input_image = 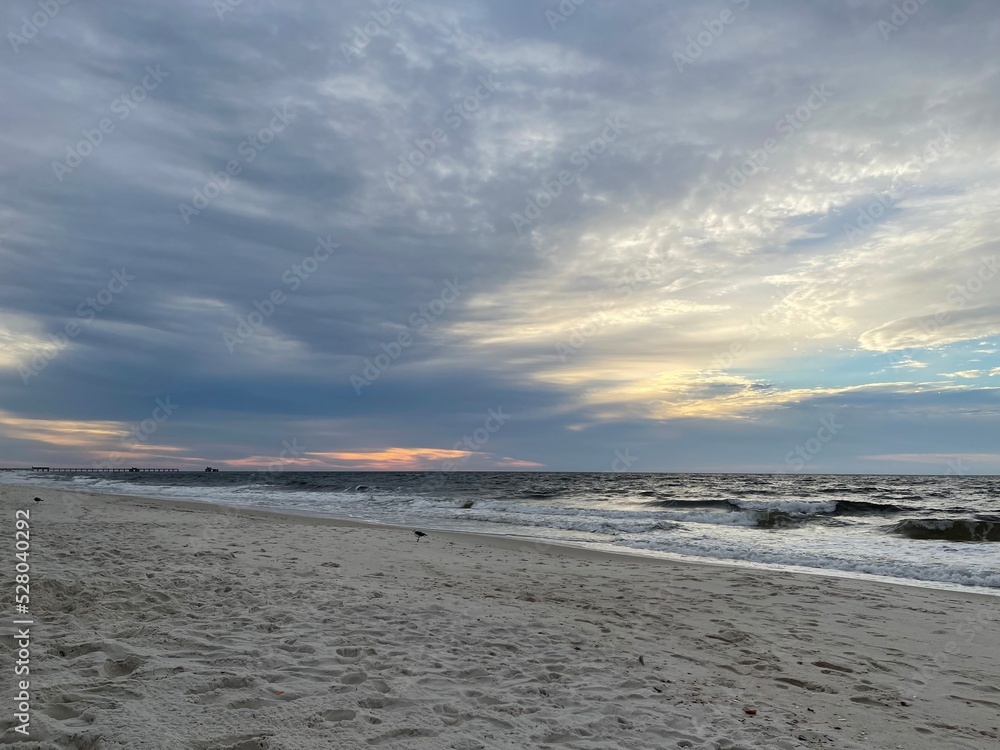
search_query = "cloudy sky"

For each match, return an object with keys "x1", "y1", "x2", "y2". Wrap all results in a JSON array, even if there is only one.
[{"x1": 2, "y1": 0, "x2": 999, "y2": 473}]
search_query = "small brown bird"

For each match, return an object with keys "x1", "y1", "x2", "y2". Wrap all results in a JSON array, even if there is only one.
[{"x1": 413, "y1": 530, "x2": 427, "y2": 542}]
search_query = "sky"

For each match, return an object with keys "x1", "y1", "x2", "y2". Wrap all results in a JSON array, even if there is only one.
[{"x1": 1, "y1": 0, "x2": 999, "y2": 474}]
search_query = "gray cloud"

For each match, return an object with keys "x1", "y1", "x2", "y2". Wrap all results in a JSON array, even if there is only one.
[{"x1": 1, "y1": 0, "x2": 999, "y2": 470}]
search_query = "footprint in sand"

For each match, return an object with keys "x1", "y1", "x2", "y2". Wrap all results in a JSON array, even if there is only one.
[
  {"x1": 357, "y1": 695, "x2": 395, "y2": 710},
  {"x1": 41, "y1": 703, "x2": 96, "y2": 727},
  {"x1": 187, "y1": 675, "x2": 256, "y2": 694},
  {"x1": 366, "y1": 727, "x2": 439, "y2": 745},
  {"x1": 197, "y1": 734, "x2": 272, "y2": 750},
  {"x1": 227, "y1": 697, "x2": 274, "y2": 710},
  {"x1": 103, "y1": 654, "x2": 145, "y2": 678},
  {"x1": 432, "y1": 703, "x2": 463, "y2": 725},
  {"x1": 850, "y1": 695, "x2": 893, "y2": 707},
  {"x1": 947, "y1": 694, "x2": 1000, "y2": 708},
  {"x1": 812, "y1": 660, "x2": 855, "y2": 674},
  {"x1": 320, "y1": 709, "x2": 356, "y2": 722},
  {"x1": 774, "y1": 676, "x2": 836, "y2": 693}
]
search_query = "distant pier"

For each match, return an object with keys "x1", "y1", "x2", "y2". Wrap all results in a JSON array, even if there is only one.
[{"x1": 0, "y1": 467, "x2": 181, "y2": 473}]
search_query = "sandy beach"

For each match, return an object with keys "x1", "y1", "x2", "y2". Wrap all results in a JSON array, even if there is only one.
[{"x1": 2, "y1": 484, "x2": 998, "y2": 750}]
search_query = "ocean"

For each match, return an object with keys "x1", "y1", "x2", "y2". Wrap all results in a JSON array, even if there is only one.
[{"x1": 4, "y1": 471, "x2": 998, "y2": 592}]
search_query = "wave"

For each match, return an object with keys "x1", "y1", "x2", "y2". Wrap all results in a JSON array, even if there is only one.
[
  {"x1": 652, "y1": 499, "x2": 733, "y2": 509},
  {"x1": 661, "y1": 498, "x2": 914, "y2": 518},
  {"x1": 647, "y1": 499, "x2": 912, "y2": 531},
  {"x1": 890, "y1": 518, "x2": 1000, "y2": 543},
  {"x1": 736, "y1": 498, "x2": 916, "y2": 517},
  {"x1": 731, "y1": 499, "x2": 837, "y2": 516},
  {"x1": 752, "y1": 510, "x2": 803, "y2": 529},
  {"x1": 624, "y1": 538, "x2": 1000, "y2": 589},
  {"x1": 454, "y1": 508, "x2": 681, "y2": 536},
  {"x1": 650, "y1": 507, "x2": 796, "y2": 529},
  {"x1": 832, "y1": 500, "x2": 915, "y2": 515}
]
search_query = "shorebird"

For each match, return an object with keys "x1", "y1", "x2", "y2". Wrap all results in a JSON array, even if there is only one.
[
  {"x1": 413, "y1": 530, "x2": 427, "y2": 542},
  {"x1": 33, "y1": 496, "x2": 42, "y2": 502}
]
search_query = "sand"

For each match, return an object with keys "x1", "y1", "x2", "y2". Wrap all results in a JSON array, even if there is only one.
[{"x1": 1, "y1": 484, "x2": 998, "y2": 750}]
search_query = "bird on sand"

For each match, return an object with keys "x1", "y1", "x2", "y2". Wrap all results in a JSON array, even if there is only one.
[
  {"x1": 413, "y1": 530, "x2": 427, "y2": 542},
  {"x1": 33, "y1": 496, "x2": 43, "y2": 502}
]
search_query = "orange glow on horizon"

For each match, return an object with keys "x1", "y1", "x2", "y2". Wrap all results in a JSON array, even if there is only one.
[{"x1": 308, "y1": 447, "x2": 473, "y2": 470}]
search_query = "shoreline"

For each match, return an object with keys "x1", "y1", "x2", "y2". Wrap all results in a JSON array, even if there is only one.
[
  {"x1": 2, "y1": 484, "x2": 999, "y2": 749},
  {"x1": 21, "y1": 480, "x2": 1000, "y2": 599},
  {"x1": 5, "y1": 468, "x2": 999, "y2": 475}
]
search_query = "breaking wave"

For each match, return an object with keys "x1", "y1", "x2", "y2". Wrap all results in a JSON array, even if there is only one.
[{"x1": 890, "y1": 518, "x2": 1000, "y2": 543}]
